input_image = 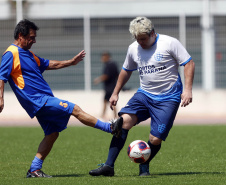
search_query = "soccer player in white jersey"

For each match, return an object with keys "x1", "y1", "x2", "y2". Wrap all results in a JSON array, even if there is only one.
[{"x1": 89, "y1": 17, "x2": 195, "y2": 176}]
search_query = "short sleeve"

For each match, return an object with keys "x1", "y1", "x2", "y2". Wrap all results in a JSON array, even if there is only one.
[
  {"x1": 122, "y1": 46, "x2": 138, "y2": 71},
  {"x1": 36, "y1": 55, "x2": 49, "y2": 74},
  {"x1": 169, "y1": 38, "x2": 192, "y2": 66},
  {"x1": 0, "y1": 51, "x2": 13, "y2": 83}
]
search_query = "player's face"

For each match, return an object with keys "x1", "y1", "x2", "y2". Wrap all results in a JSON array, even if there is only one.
[
  {"x1": 101, "y1": 54, "x2": 110, "y2": 63},
  {"x1": 19, "y1": 29, "x2": 37, "y2": 50},
  {"x1": 136, "y1": 32, "x2": 155, "y2": 49}
]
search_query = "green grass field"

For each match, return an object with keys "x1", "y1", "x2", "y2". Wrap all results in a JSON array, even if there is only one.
[{"x1": 0, "y1": 125, "x2": 225, "y2": 185}]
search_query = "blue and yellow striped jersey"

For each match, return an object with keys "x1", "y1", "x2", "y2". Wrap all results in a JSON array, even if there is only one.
[{"x1": 0, "y1": 44, "x2": 53, "y2": 118}]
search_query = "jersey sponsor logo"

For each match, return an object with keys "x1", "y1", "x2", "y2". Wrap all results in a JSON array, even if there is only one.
[
  {"x1": 138, "y1": 65, "x2": 166, "y2": 75},
  {"x1": 59, "y1": 102, "x2": 68, "y2": 108},
  {"x1": 154, "y1": 52, "x2": 163, "y2": 61}
]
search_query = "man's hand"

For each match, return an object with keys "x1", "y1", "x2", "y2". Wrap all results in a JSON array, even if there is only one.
[
  {"x1": 109, "y1": 94, "x2": 119, "y2": 110},
  {"x1": 181, "y1": 90, "x2": 192, "y2": 107},
  {"x1": 71, "y1": 50, "x2": 86, "y2": 65}
]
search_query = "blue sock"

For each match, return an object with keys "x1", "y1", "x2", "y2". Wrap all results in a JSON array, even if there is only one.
[
  {"x1": 94, "y1": 119, "x2": 111, "y2": 133},
  {"x1": 105, "y1": 128, "x2": 129, "y2": 167},
  {"x1": 30, "y1": 156, "x2": 43, "y2": 172}
]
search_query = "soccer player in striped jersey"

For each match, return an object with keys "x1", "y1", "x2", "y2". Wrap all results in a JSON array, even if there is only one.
[{"x1": 0, "y1": 19, "x2": 122, "y2": 178}]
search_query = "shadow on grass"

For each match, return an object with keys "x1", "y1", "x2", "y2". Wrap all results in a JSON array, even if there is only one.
[
  {"x1": 156, "y1": 172, "x2": 224, "y2": 176},
  {"x1": 53, "y1": 172, "x2": 225, "y2": 178},
  {"x1": 138, "y1": 171, "x2": 225, "y2": 178},
  {"x1": 53, "y1": 174, "x2": 85, "y2": 178}
]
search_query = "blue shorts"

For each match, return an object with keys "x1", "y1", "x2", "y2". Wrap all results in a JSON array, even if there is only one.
[
  {"x1": 35, "y1": 97, "x2": 75, "y2": 135},
  {"x1": 119, "y1": 92, "x2": 180, "y2": 141}
]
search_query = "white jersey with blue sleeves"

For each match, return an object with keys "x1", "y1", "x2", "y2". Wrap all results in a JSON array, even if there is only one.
[{"x1": 122, "y1": 34, "x2": 192, "y2": 102}]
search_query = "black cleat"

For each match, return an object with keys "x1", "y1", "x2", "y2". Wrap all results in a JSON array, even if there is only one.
[
  {"x1": 89, "y1": 163, "x2": 114, "y2": 176},
  {"x1": 139, "y1": 163, "x2": 150, "y2": 176},
  {"x1": 26, "y1": 169, "x2": 52, "y2": 178},
  {"x1": 110, "y1": 117, "x2": 123, "y2": 138}
]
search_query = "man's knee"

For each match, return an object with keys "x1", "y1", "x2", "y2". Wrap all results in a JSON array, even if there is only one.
[
  {"x1": 52, "y1": 132, "x2": 59, "y2": 138},
  {"x1": 149, "y1": 134, "x2": 162, "y2": 145},
  {"x1": 121, "y1": 114, "x2": 137, "y2": 130},
  {"x1": 47, "y1": 132, "x2": 59, "y2": 142}
]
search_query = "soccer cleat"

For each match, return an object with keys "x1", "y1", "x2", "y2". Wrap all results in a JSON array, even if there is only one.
[
  {"x1": 139, "y1": 163, "x2": 150, "y2": 176},
  {"x1": 110, "y1": 117, "x2": 123, "y2": 138},
  {"x1": 26, "y1": 169, "x2": 52, "y2": 178},
  {"x1": 89, "y1": 163, "x2": 114, "y2": 176}
]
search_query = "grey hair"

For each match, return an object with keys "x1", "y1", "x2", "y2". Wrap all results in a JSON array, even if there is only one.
[{"x1": 129, "y1": 17, "x2": 154, "y2": 38}]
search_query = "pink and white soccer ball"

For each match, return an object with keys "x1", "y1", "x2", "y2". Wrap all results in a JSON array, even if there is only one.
[{"x1": 127, "y1": 140, "x2": 151, "y2": 163}]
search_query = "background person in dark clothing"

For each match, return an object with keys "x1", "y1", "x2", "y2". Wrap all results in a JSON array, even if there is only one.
[{"x1": 94, "y1": 51, "x2": 119, "y2": 119}]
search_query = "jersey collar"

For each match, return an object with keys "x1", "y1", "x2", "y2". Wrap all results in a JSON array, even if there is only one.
[{"x1": 152, "y1": 33, "x2": 159, "y2": 47}]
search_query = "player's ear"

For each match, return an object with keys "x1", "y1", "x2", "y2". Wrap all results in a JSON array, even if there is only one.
[
  {"x1": 148, "y1": 29, "x2": 155, "y2": 37},
  {"x1": 18, "y1": 33, "x2": 24, "y2": 40}
]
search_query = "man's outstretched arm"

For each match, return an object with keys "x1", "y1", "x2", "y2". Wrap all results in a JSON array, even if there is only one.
[{"x1": 47, "y1": 50, "x2": 86, "y2": 70}]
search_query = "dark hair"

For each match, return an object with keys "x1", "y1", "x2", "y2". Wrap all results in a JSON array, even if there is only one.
[
  {"x1": 101, "y1": 51, "x2": 111, "y2": 57},
  {"x1": 14, "y1": 19, "x2": 39, "y2": 39}
]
